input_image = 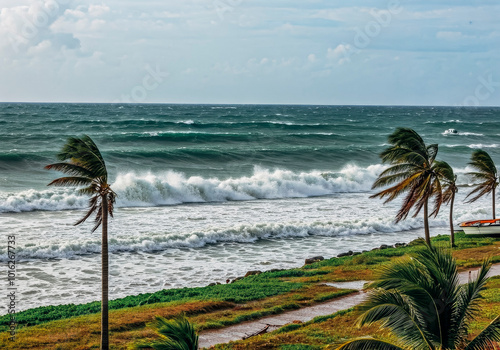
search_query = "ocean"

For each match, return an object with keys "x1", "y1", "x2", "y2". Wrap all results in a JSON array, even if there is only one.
[{"x1": 1, "y1": 103, "x2": 499, "y2": 313}]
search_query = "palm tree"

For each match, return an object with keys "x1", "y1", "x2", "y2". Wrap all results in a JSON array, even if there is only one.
[
  {"x1": 434, "y1": 161, "x2": 459, "y2": 247},
  {"x1": 371, "y1": 128, "x2": 443, "y2": 245},
  {"x1": 335, "y1": 245, "x2": 500, "y2": 350},
  {"x1": 466, "y1": 149, "x2": 498, "y2": 219},
  {"x1": 135, "y1": 315, "x2": 199, "y2": 350},
  {"x1": 45, "y1": 135, "x2": 116, "y2": 350}
]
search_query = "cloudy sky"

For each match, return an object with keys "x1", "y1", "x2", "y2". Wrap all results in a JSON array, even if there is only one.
[{"x1": 0, "y1": 0, "x2": 499, "y2": 105}]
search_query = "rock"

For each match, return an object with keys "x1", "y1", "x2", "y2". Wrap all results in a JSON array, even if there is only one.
[
  {"x1": 371, "y1": 247, "x2": 380, "y2": 251},
  {"x1": 208, "y1": 282, "x2": 217, "y2": 287},
  {"x1": 244, "y1": 270, "x2": 262, "y2": 277},
  {"x1": 305, "y1": 256, "x2": 324, "y2": 265},
  {"x1": 379, "y1": 244, "x2": 391, "y2": 250},
  {"x1": 231, "y1": 277, "x2": 244, "y2": 283},
  {"x1": 394, "y1": 242, "x2": 407, "y2": 248},
  {"x1": 362, "y1": 250, "x2": 368, "y2": 253},
  {"x1": 268, "y1": 268, "x2": 284, "y2": 273},
  {"x1": 352, "y1": 252, "x2": 361, "y2": 256},
  {"x1": 337, "y1": 251, "x2": 353, "y2": 258}
]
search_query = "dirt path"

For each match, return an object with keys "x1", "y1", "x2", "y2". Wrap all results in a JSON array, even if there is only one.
[{"x1": 199, "y1": 264, "x2": 500, "y2": 349}]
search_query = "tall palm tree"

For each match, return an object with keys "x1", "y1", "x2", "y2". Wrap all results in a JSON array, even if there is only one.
[
  {"x1": 135, "y1": 315, "x2": 199, "y2": 350},
  {"x1": 466, "y1": 149, "x2": 498, "y2": 219},
  {"x1": 45, "y1": 135, "x2": 116, "y2": 350},
  {"x1": 335, "y1": 245, "x2": 500, "y2": 350},
  {"x1": 434, "y1": 161, "x2": 459, "y2": 247},
  {"x1": 371, "y1": 128, "x2": 443, "y2": 245}
]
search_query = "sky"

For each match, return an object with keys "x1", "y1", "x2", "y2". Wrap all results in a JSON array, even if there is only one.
[{"x1": 0, "y1": 0, "x2": 499, "y2": 106}]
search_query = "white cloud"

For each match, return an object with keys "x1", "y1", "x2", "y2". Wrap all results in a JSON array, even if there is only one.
[
  {"x1": 0, "y1": 1, "x2": 88, "y2": 58},
  {"x1": 88, "y1": 4, "x2": 110, "y2": 17},
  {"x1": 327, "y1": 45, "x2": 352, "y2": 65},
  {"x1": 0, "y1": 1, "x2": 499, "y2": 105}
]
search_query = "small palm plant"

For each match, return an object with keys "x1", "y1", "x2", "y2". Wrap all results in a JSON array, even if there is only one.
[
  {"x1": 371, "y1": 128, "x2": 443, "y2": 245},
  {"x1": 135, "y1": 315, "x2": 199, "y2": 350},
  {"x1": 434, "y1": 160, "x2": 459, "y2": 247},
  {"x1": 466, "y1": 149, "x2": 498, "y2": 219},
  {"x1": 334, "y1": 245, "x2": 500, "y2": 350},
  {"x1": 45, "y1": 135, "x2": 116, "y2": 350}
]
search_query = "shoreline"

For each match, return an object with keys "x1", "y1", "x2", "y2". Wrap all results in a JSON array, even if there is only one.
[
  {"x1": 6, "y1": 225, "x2": 443, "y2": 313},
  {"x1": 1, "y1": 233, "x2": 499, "y2": 348},
  {"x1": 2, "y1": 232, "x2": 498, "y2": 322}
]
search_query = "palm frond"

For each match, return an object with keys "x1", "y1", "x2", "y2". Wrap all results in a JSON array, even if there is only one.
[
  {"x1": 468, "y1": 149, "x2": 497, "y2": 175},
  {"x1": 371, "y1": 173, "x2": 421, "y2": 201},
  {"x1": 46, "y1": 135, "x2": 115, "y2": 230},
  {"x1": 372, "y1": 128, "x2": 444, "y2": 229},
  {"x1": 465, "y1": 315, "x2": 500, "y2": 350},
  {"x1": 56, "y1": 135, "x2": 108, "y2": 181},
  {"x1": 47, "y1": 177, "x2": 93, "y2": 187},
  {"x1": 465, "y1": 150, "x2": 498, "y2": 205},
  {"x1": 135, "y1": 316, "x2": 198, "y2": 350},
  {"x1": 356, "y1": 289, "x2": 435, "y2": 349},
  {"x1": 449, "y1": 258, "x2": 492, "y2": 346},
  {"x1": 465, "y1": 182, "x2": 496, "y2": 203},
  {"x1": 347, "y1": 245, "x2": 498, "y2": 350},
  {"x1": 74, "y1": 195, "x2": 100, "y2": 227},
  {"x1": 44, "y1": 162, "x2": 95, "y2": 178},
  {"x1": 335, "y1": 338, "x2": 407, "y2": 350}
]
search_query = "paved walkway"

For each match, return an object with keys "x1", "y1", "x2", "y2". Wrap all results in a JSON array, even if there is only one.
[{"x1": 199, "y1": 264, "x2": 500, "y2": 348}]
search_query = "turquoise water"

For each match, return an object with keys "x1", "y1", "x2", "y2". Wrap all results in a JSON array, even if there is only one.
[
  {"x1": 1, "y1": 103, "x2": 499, "y2": 311},
  {"x1": 1, "y1": 103, "x2": 498, "y2": 195}
]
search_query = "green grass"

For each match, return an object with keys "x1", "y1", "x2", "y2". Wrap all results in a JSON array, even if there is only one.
[
  {"x1": 0, "y1": 276, "x2": 303, "y2": 331},
  {"x1": 279, "y1": 345, "x2": 321, "y2": 350}
]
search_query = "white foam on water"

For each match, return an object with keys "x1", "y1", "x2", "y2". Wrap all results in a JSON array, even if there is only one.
[
  {"x1": 5, "y1": 215, "x2": 439, "y2": 262},
  {"x1": 0, "y1": 165, "x2": 386, "y2": 213}
]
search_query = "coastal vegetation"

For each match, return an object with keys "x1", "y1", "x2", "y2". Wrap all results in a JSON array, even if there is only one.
[
  {"x1": 45, "y1": 135, "x2": 117, "y2": 350},
  {"x1": 466, "y1": 149, "x2": 499, "y2": 219},
  {"x1": 371, "y1": 128, "x2": 498, "y2": 247},
  {"x1": 336, "y1": 245, "x2": 500, "y2": 350},
  {"x1": 370, "y1": 128, "x2": 444, "y2": 245},
  {"x1": 1, "y1": 234, "x2": 499, "y2": 349},
  {"x1": 135, "y1": 315, "x2": 199, "y2": 350}
]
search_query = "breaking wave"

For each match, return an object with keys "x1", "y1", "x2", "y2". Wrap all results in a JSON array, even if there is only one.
[
  {"x1": 4, "y1": 215, "x2": 442, "y2": 261},
  {"x1": 0, "y1": 165, "x2": 386, "y2": 213}
]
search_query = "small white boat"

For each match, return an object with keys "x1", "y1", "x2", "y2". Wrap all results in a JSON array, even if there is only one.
[
  {"x1": 459, "y1": 219, "x2": 500, "y2": 235},
  {"x1": 444, "y1": 128, "x2": 458, "y2": 135}
]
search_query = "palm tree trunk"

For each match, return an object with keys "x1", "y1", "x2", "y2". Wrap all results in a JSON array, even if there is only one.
[
  {"x1": 101, "y1": 196, "x2": 109, "y2": 350},
  {"x1": 493, "y1": 185, "x2": 496, "y2": 219},
  {"x1": 424, "y1": 199, "x2": 431, "y2": 246},
  {"x1": 449, "y1": 193, "x2": 455, "y2": 247}
]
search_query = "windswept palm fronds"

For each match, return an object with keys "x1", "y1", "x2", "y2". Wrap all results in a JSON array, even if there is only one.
[
  {"x1": 466, "y1": 149, "x2": 498, "y2": 219},
  {"x1": 371, "y1": 128, "x2": 443, "y2": 245}
]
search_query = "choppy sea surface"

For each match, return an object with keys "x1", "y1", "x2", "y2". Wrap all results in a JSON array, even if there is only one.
[{"x1": 1, "y1": 103, "x2": 499, "y2": 313}]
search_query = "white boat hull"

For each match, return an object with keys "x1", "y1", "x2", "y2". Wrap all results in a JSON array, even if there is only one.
[{"x1": 462, "y1": 225, "x2": 500, "y2": 235}]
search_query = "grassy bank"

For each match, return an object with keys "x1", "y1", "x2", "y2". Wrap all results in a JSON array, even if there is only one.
[{"x1": 1, "y1": 233, "x2": 499, "y2": 349}]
